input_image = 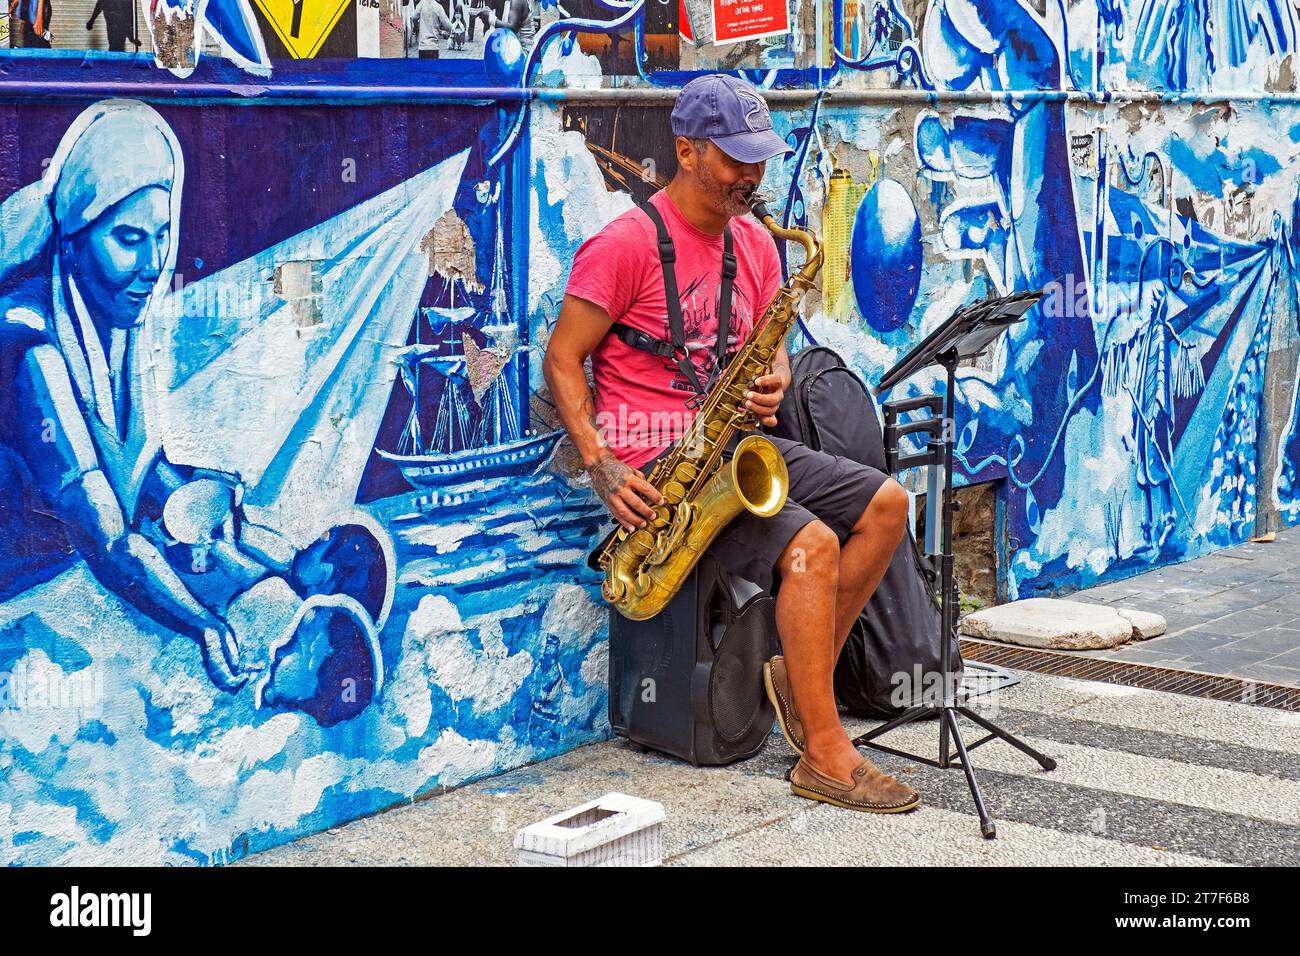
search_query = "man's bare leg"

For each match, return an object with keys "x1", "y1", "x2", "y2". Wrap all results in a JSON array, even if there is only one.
[
  {"x1": 831, "y1": 479, "x2": 911, "y2": 659},
  {"x1": 774, "y1": 520, "x2": 863, "y2": 782}
]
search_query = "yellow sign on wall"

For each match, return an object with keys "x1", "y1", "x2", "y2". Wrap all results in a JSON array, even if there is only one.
[{"x1": 254, "y1": 0, "x2": 352, "y2": 59}]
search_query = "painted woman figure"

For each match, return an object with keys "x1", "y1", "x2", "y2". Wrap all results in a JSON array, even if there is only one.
[
  {"x1": 0, "y1": 101, "x2": 387, "y2": 724},
  {"x1": 0, "y1": 101, "x2": 252, "y2": 691}
]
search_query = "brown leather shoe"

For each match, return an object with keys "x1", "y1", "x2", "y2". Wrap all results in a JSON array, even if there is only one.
[
  {"x1": 763, "y1": 655, "x2": 805, "y2": 754},
  {"x1": 790, "y1": 756, "x2": 921, "y2": 813}
]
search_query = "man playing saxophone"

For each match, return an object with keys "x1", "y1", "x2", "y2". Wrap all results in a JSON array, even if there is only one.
[{"x1": 543, "y1": 75, "x2": 919, "y2": 813}]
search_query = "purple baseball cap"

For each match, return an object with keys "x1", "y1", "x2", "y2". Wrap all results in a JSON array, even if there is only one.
[{"x1": 671, "y1": 74, "x2": 793, "y2": 164}]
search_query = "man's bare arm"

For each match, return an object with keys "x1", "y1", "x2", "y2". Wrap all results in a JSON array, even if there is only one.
[
  {"x1": 543, "y1": 294, "x2": 663, "y2": 531},
  {"x1": 543, "y1": 294, "x2": 616, "y2": 468}
]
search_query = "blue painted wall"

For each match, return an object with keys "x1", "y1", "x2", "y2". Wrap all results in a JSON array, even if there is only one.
[{"x1": 1, "y1": 0, "x2": 1297, "y2": 862}]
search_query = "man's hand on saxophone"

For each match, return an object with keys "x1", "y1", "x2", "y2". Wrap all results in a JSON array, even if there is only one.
[
  {"x1": 588, "y1": 449, "x2": 665, "y2": 532},
  {"x1": 741, "y1": 354, "x2": 791, "y2": 428}
]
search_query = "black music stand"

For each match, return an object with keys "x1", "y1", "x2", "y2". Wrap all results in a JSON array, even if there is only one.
[{"x1": 858, "y1": 290, "x2": 1056, "y2": 839}]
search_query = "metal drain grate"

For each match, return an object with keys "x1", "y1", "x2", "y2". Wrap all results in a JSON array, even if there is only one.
[{"x1": 959, "y1": 638, "x2": 1300, "y2": 712}]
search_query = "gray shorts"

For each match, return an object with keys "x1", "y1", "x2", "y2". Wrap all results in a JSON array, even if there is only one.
[{"x1": 639, "y1": 434, "x2": 891, "y2": 594}]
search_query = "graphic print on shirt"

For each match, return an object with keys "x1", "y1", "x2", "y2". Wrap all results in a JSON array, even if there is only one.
[{"x1": 662, "y1": 271, "x2": 757, "y2": 397}]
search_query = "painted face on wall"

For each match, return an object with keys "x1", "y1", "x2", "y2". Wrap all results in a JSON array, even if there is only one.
[
  {"x1": 66, "y1": 185, "x2": 172, "y2": 330},
  {"x1": 693, "y1": 141, "x2": 765, "y2": 217}
]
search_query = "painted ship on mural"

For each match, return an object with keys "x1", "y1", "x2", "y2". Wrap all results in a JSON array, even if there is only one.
[{"x1": 377, "y1": 287, "x2": 562, "y2": 500}]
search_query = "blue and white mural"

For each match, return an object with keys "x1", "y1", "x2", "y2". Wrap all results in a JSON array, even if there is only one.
[
  {"x1": 805, "y1": 0, "x2": 1300, "y2": 596},
  {"x1": 0, "y1": 96, "x2": 612, "y2": 863},
  {"x1": 3, "y1": 1, "x2": 1300, "y2": 863}
]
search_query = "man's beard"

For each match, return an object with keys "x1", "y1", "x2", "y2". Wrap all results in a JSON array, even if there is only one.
[{"x1": 697, "y1": 162, "x2": 755, "y2": 217}]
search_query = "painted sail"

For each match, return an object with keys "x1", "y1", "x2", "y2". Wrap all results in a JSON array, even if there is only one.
[{"x1": 155, "y1": 149, "x2": 472, "y2": 546}]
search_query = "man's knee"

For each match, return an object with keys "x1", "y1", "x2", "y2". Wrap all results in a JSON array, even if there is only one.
[
  {"x1": 854, "y1": 478, "x2": 910, "y2": 542},
  {"x1": 776, "y1": 520, "x2": 839, "y2": 578}
]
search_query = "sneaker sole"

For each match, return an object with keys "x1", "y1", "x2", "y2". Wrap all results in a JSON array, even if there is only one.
[
  {"x1": 763, "y1": 661, "x2": 804, "y2": 756},
  {"x1": 789, "y1": 782, "x2": 921, "y2": 813}
]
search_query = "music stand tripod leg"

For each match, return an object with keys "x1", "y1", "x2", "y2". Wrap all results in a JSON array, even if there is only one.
[
  {"x1": 956, "y1": 705, "x2": 1058, "y2": 771},
  {"x1": 853, "y1": 705, "x2": 931, "y2": 746},
  {"x1": 944, "y1": 706, "x2": 997, "y2": 839}
]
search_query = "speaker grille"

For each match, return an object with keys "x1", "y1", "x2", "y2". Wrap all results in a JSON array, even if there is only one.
[{"x1": 709, "y1": 613, "x2": 769, "y2": 743}]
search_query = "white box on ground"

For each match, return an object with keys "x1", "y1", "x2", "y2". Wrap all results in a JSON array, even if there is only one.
[{"x1": 514, "y1": 792, "x2": 666, "y2": 867}]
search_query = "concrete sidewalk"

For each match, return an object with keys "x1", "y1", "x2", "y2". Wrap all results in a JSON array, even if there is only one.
[{"x1": 243, "y1": 669, "x2": 1300, "y2": 867}]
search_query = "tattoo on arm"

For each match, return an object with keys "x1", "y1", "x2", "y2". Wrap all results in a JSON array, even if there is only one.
[{"x1": 589, "y1": 453, "x2": 632, "y2": 502}]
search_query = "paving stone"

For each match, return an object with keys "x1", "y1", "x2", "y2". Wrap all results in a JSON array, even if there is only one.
[
  {"x1": 1174, "y1": 594, "x2": 1262, "y2": 617},
  {"x1": 1224, "y1": 605, "x2": 1300, "y2": 622},
  {"x1": 1184, "y1": 560, "x2": 1277, "y2": 580},
  {"x1": 1063, "y1": 591, "x2": 1110, "y2": 605},
  {"x1": 1133, "y1": 634, "x2": 1240, "y2": 660},
  {"x1": 1265, "y1": 592, "x2": 1300, "y2": 614},
  {"x1": 1162, "y1": 614, "x2": 1232, "y2": 637},
  {"x1": 1189, "y1": 648, "x2": 1267, "y2": 671},
  {"x1": 1219, "y1": 629, "x2": 1300, "y2": 656},
  {"x1": 1182, "y1": 617, "x2": 1279, "y2": 640},
  {"x1": 1235, "y1": 581, "x2": 1298, "y2": 603},
  {"x1": 1262, "y1": 647, "x2": 1300, "y2": 669},
  {"x1": 1102, "y1": 647, "x2": 1189, "y2": 667},
  {"x1": 1195, "y1": 647, "x2": 1300, "y2": 677},
  {"x1": 1090, "y1": 644, "x2": 1172, "y2": 660},
  {"x1": 1232, "y1": 662, "x2": 1300, "y2": 686},
  {"x1": 1140, "y1": 586, "x2": 1230, "y2": 606},
  {"x1": 1078, "y1": 581, "x2": 1147, "y2": 598}
]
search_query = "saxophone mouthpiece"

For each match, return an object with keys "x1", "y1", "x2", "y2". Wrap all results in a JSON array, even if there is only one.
[{"x1": 749, "y1": 191, "x2": 775, "y2": 223}]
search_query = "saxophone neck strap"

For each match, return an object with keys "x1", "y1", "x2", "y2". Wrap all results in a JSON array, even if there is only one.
[{"x1": 609, "y1": 200, "x2": 734, "y2": 400}]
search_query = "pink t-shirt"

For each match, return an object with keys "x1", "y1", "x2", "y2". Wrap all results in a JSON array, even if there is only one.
[{"x1": 565, "y1": 189, "x2": 782, "y2": 469}]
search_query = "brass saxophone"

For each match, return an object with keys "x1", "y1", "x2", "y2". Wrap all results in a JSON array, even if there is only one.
[{"x1": 598, "y1": 196, "x2": 825, "y2": 621}]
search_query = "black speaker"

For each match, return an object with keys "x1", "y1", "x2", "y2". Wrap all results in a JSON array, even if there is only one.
[{"x1": 608, "y1": 554, "x2": 777, "y2": 766}]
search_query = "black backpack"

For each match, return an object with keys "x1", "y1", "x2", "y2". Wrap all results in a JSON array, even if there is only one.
[{"x1": 765, "y1": 346, "x2": 960, "y2": 718}]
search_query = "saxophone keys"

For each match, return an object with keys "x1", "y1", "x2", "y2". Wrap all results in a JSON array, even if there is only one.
[
  {"x1": 602, "y1": 576, "x2": 626, "y2": 603},
  {"x1": 633, "y1": 569, "x2": 654, "y2": 598},
  {"x1": 645, "y1": 503, "x2": 690, "y2": 566},
  {"x1": 668, "y1": 500, "x2": 694, "y2": 541},
  {"x1": 628, "y1": 528, "x2": 656, "y2": 554}
]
